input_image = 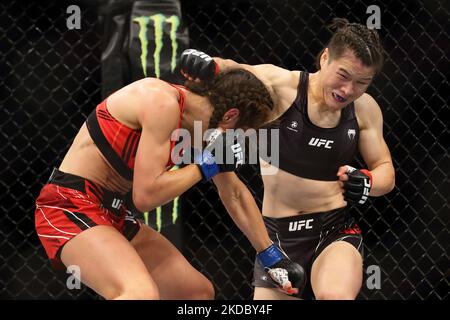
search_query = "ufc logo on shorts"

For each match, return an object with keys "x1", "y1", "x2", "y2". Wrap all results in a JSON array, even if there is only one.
[
  {"x1": 308, "y1": 137, "x2": 334, "y2": 149},
  {"x1": 289, "y1": 219, "x2": 313, "y2": 231},
  {"x1": 231, "y1": 143, "x2": 244, "y2": 166},
  {"x1": 111, "y1": 198, "x2": 123, "y2": 209}
]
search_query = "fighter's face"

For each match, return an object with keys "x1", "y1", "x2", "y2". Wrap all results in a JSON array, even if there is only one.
[{"x1": 320, "y1": 48, "x2": 375, "y2": 110}]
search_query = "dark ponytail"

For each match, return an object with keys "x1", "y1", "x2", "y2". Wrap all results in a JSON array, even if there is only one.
[{"x1": 315, "y1": 18, "x2": 384, "y2": 74}]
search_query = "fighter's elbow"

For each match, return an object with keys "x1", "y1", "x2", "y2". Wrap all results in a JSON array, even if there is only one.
[
  {"x1": 377, "y1": 171, "x2": 395, "y2": 196},
  {"x1": 133, "y1": 189, "x2": 156, "y2": 213},
  {"x1": 387, "y1": 173, "x2": 396, "y2": 193}
]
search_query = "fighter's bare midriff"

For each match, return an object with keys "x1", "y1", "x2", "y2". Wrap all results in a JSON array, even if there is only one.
[
  {"x1": 59, "y1": 123, "x2": 132, "y2": 194},
  {"x1": 260, "y1": 161, "x2": 345, "y2": 218}
]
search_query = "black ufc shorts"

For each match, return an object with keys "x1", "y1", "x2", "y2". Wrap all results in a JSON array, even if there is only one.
[{"x1": 253, "y1": 207, "x2": 363, "y2": 299}]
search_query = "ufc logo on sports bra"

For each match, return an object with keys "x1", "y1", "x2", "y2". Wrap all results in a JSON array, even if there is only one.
[
  {"x1": 308, "y1": 137, "x2": 334, "y2": 149},
  {"x1": 289, "y1": 219, "x2": 313, "y2": 231}
]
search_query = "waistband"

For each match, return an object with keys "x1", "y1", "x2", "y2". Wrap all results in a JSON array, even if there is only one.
[
  {"x1": 263, "y1": 208, "x2": 353, "y2": 237},
  {"x1": 47, "y1": 168, "x2": 131, "y2": 212}
]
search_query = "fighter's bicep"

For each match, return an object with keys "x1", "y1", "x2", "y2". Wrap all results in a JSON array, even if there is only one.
[
  {"x1": 134, "y1": 127, "x2": 170, "y2": 183},
  {"x1": 133, "y1": 97, "x2": 179, "y2": 189},
  {"x1": 359, "y1": 127, "x2": 392, "y2": 170},
  {"x1": 356, "y1": 94, "x2": 392, "y2": 169}
]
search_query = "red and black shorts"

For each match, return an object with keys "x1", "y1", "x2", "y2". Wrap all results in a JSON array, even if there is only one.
[
  {"x1": 35, "y1": 168, "x2": 142, "y2": 269},
  {"x1": 252, "y1": 208, "x2": 363, "y2": 300}
]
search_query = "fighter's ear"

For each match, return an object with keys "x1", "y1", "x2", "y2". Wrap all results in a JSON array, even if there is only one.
[
  {"x1": 320, "y1": 48, "x2": 330, "y2": 68},
  {"x1": 218, "y1": 108, "x2": 240, "y2": 129}
]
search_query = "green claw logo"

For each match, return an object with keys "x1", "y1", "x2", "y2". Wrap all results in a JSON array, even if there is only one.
[{"x1": 133, "y1": 14, "x2": 180, "y2": 78}]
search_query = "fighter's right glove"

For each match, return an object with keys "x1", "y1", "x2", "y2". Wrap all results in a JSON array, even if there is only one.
[
  {"x1": 179, "y1": 49, "x2": 219, "y2": 81},
  {"x1": 194, "y1": 129, "x2": 244, "y2": 181},
  {"x1": 341, "y1": 165, "x2": 373, "y2": 205},
  {"x1": 257, "y1": 243, "x2": 306, "y2": 295}
]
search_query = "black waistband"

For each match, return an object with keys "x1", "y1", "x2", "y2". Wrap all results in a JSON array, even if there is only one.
[
  {"x1": 47, "y1": 167, "x2": 87, "y2": 193},
  {"x1": 47, "y1": 168, "x2": 131, "y2": 212}
]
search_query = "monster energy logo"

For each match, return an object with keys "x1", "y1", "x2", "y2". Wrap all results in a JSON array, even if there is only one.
[
  {"x1": 143, "y1": 165, "x2": 180, "y2": 231},
  {"x1": 133, "y1": 14, "x2": 180, "y2": 78}
]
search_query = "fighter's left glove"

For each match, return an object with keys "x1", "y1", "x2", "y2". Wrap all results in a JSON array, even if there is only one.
[
  {"x1": 342, "y1": 165, "x2": 373, "y2": 205},
  {"x1": 257, "y1": 243, "x2": 306, "y2": 295}
]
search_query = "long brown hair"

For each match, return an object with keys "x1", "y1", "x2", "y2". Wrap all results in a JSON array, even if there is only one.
[
  {"x1": 316, "y1": 18, "x2": 384, "y2": 74},
  {"x1": 185, "y1": 68, "x2": 274, "y2": 129}
]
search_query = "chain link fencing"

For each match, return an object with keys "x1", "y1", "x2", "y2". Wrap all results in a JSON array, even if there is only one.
[{"x1": 0, "y1": 0, "x2": 448, "y2": 299}]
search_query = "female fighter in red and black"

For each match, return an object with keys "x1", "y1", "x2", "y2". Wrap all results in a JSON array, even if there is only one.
[{"x1": 34, "y1": 68, "x2": 305, "y2": 299}]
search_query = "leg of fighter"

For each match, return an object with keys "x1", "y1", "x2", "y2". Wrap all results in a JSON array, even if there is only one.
[
  {"x1": 311, "y1": 241, "x2": 363, "y2": 300},
  {"x1": 60, "y1": 225, "x2": 160, "y2": 300},
  {"x1": 253, "y1": 287, "x2": 300, "y2": 300},
  {"x1": 131, "y1": 224, "x2": 215, "y2": 300}
]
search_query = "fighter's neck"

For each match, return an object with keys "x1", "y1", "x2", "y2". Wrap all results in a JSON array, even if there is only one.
[{"x1": 180, "y1": 89, "x2": 213, "y2": 138}]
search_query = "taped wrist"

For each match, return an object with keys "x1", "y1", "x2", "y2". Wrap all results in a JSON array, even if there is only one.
[
  {"x1": 257, "y1": 243, "x2": 284, "y2": 268},
  {"x1": 195, "y1": 149, "x2": 219, "y2": 181}
]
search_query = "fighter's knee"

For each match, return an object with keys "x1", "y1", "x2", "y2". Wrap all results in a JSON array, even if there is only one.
[
  {"x1": 111, "y1": 288, "x2": 160, "y2": 300},
  {"x1": 190, "y1": 279, "x2": 215, "y2": 300},
  {"x1": 106, "y1": 281, "x2": 160, "y2": 300},
  {"x1": 315, "y1": 289, "x2": 356, "y2": 300}
]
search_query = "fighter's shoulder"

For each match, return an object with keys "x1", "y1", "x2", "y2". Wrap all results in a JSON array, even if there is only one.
[
  {"x1": 134, "y1": 78, "x2": 178, "y2": 100},
  {"x1": 129, "y1": 78, "x2": 181, "y2": 127},
  {"x1": 252, "y1": 64, "x2": 299, "y2": 87},
  {"x1": 354, "y1": 93, "x2": 383, "y2": 129}
]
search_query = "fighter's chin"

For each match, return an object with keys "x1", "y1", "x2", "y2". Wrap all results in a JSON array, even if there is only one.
[
  {"x1": 327, "y1": 92, "x2": 351, "y2": 109},
  {"x1": 324, "y1": 96, "x2": 343, "y2": 110}
]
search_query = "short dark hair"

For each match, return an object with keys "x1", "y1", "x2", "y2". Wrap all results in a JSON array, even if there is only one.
[
  {"x1": 185, "y1": 68, "x2": 274, "y2": 129},
  {"x1": 316, "y1": 18, "x2": 384, "y2": 74}
]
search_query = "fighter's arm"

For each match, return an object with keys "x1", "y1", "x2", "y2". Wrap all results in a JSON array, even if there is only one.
[
  {"x1": 214, "y1": 57, "x2": 297, "y2": 102},
  {"x1": 212, "y1": 172, "x2": 271, "y2": 252},
  {"x1": 214, "y1": 57, "x2": 292, "y2": 84},
  {"x1": 132, "y1": 88, "x2": 202, "y2": 212},
  {"x1": 178, "y1": 49, "x2": 296, "y2": 108},
  {"x1": 354, "y1": 94, "x2": 395, "y2": 196},
  {"x1": 179, "y1": 50, "x2": 285, "y2": 83},
  {"x1": 212, "y1": 172, "x2": 306, "y2": 295}
]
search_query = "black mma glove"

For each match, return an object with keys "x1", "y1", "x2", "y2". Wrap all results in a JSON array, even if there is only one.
[
  {"x1": 179, "y1": 49, "x2": 218, "y2": 81},
  {"x1": 257, "y1": 243, "x2": 306, "y2": 295},
  {"x1": 194, "y1": 129, "x2": 244, "y2": 181},
  {"x1": 343, "y1": 166, "x2": 373, "y2": 205}
]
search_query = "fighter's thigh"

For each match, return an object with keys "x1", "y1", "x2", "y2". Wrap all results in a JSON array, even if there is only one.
[
  {"x1": 61, "y1": 225, "x2": 158, "y2": 299},
  {"x1": 310, "y1": 241, "x2": 363, "y2": 300},
  {"x1": 131, "y1": 224, "x2": 214, "y2": 299},
  {"x1": 253, "y1": 287, "x2": 300, "y2": 300}
]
